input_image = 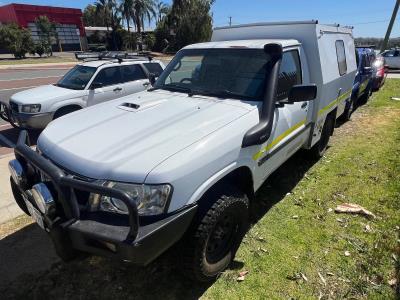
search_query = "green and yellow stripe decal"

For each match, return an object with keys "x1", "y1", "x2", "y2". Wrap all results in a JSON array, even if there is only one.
[
  {"x1": 253, "y1": 118, "x2": 306, "y2": 161},
  {"x1": 317, "y1": 89, "x2": 351, "y2": 117},
  {"x1": 253, "y1": 89, "x2": 352, "y2": 162}
]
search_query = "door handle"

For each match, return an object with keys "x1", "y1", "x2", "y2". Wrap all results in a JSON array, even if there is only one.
[
  {"x1": 301, "y1": 102, "x2": 308, "y2": 109},
  {"x1": 113, "y1": 87, "x2": 122, "y2": 92},
  {"x1": 143, "y1": 82, "x2": 150, "y2": 87}
]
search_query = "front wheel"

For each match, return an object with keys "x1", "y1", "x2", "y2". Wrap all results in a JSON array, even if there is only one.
[{"x1": 182, "y1": 185, "x2": 249, "y2": 282}]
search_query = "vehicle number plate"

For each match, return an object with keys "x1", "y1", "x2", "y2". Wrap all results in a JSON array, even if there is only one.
[{"x1": 25, "y1": 200, "x2": 45, "y2": 230}]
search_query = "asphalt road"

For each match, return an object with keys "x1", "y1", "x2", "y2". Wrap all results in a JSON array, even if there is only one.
[{"x1": 0, "y1": 66, "x2": 69, "y2": 156}]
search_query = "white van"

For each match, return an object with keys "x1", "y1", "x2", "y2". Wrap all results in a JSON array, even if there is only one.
[{"x1": 9, "y1": 21, "x2": 357, "y2": 281}]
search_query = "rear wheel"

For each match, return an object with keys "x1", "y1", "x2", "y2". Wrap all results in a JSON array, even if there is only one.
[
  {"x1": 342, "y1": 98, "x2": 355, "y2": 122},
  {"x1": 359, "y1": 86, "x2": 372, "y2": 105},
  {"x1": 182, "y1": 185, "x2": 249, "y2": 282},
  {"x1": 309, "y1": 115, "x2": 335, "y2": 159}
]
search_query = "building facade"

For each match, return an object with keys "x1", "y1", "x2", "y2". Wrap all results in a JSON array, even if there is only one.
[{"x1": 0, "y1": 3, "x2": 86, "y2": 51}]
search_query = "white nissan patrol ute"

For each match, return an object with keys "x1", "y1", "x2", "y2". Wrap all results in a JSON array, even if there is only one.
[
  {"x1": 0, "y1": 56, "x2": 165, "y2": 129},
  {"x1": 9, "y1": 21, "x2": 357, "y2": 281}
]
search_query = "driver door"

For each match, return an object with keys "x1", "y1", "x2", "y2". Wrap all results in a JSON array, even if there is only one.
[
  {"x1": 253, "y1": 49, "x2": 309, "y2": 182},
  {"x1": 87, "y1": 66, "x2": 123, "y2": 106}
]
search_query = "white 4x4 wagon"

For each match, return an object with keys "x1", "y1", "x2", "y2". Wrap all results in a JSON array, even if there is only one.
[{"x1": 1, "y1": 57, "x2": 165, "y2": 129}]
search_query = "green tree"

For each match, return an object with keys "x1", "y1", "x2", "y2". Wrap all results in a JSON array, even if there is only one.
[
  {"x1": 83, "y1": 4, "x2": 107, "y2": 27},
  {"x1": 156, "y1": 1, "x2": 170, "y2": 25},
  {"x1": 95, "y1": 0, "x2": 122, "y2": 50},
  {"x1": 35, "y1": 16, "x2": 58, "y2": 56},
  {"x1": 121, "y1": 0, "x2": 134, "y2": 32},
  {"x1": 132, "y1": 0, "x2": 156, "y2": 34},
  {"x1": 0, "y1": 23, "x2": 33, "y2": 58},
  {"x1": 154, "y1": 0, "x2": 214, "y2": 52}
]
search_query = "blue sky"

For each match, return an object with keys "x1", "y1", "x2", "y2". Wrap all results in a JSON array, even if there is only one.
[{"x1": 1, "y1": 0, "x2": 399, "y2": 37}]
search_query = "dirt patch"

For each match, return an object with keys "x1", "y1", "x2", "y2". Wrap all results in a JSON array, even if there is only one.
[{"x1": 334, "y1": 103, "x2": 400, "y2": 140}]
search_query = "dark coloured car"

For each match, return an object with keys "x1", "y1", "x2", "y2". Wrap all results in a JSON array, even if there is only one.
[{"x1": 343, "y1": 47, "x2": 375, "y2": 120}]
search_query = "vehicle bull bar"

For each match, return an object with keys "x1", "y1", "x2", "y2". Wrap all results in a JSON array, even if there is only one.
[
  {"x1": 0, "y1": 100, "x2": 21, "y2": 128},
  {"x1": 14, "y1": 130, "x2": 140, "y2": 241}
]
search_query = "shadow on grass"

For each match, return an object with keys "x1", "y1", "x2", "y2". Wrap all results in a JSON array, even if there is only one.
[
  {"x1": 250, "y1": 150, "x2": 318, "y2": 224},
  {"x1": 0, "y1": 150, "x2": 319, "y2": 299}
]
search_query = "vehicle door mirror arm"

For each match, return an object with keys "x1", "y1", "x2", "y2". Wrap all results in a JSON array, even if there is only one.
[
  {"x1": 90, "y1": 82, "x2": 103, "y2": 90},
  {"x1": 242, "y1": 43, "x2": 283, "y2": 148},
  {"x1": 148, "y1": 73, "x2": 156, "y2": 86}
]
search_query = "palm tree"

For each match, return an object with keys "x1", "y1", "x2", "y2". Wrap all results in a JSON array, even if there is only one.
[
  {"x1": 95, "y1": 0, "x2": 111, "y2": 32},
  {"x1": 95, "y1": 0, "x2": 121, "y2": 49},
  {"x1": 121, "y1": 0, "x2": 134, "y2": 32},
  {"x1": 132, "y1": 0, "x2": 156, "y2": 34},
  {"x1": 156, "y1": 1, "x2": 169, "y2": 25}
]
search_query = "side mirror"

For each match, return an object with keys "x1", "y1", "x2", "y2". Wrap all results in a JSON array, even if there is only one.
[
  {"x1": 287, "y1": 84, "x2": 317, "y2": 103},
  {"x1": 90, "y1": 82, "x2": 103, "y2": 90},
  {"x1": 148, "y1": 73, "x2": 156, "y2": 86}
]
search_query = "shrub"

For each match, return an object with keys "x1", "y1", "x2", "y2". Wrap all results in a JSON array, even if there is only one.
[{"x1": 0, "y1": 23, "x2": 33, "y2": 58}]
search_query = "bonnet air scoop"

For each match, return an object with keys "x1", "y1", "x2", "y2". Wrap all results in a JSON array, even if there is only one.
[{"x1": 118, "y1": 102, "x2": 141, "y2": 111}]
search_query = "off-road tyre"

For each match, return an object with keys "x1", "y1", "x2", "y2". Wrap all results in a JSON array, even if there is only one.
[
  {"x1": 359, "y1": 86, "x2": 372, "y2": 105},
  {"x1": 182, "y1": 185, "x2": 249, "y2": 282},
  {"x1": 309, "y1": 115, "x2": 335, "y2": 159},
  {"x1": 341, "y1": 98, "x2": 355, "y2": 122}
]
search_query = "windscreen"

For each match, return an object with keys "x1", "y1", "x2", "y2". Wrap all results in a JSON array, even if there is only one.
[
  {"x1": 56, "y1": 65, "x2": 97, "y2": 90},
  {"x1": 154, "y1": 48, "x2": 271, "y2": 101}
]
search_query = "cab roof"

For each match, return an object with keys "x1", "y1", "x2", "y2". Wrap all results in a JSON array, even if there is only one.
[{"x1": 183, "y1": 39, "x2": 301, "y2": 50}]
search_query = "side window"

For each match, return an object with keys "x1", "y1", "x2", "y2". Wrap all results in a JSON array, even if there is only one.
[
  {"x1": 121, "y1": 65, "x2": 147, "y2": 83},
  {"x1": 335, "y1": 40, "x2": 347, "y2": 76},
  {"x1": 143, "y1": 63, "x2": 164, "y2": 77},
  {"x1": 93, "y1": 67, "x2": 121, "y2": 87},
  {"x1": 276, "y1": 50, "x2": 302, "y2": 101},
  {"x1": 394, "y1": 50, "x2": 400, "y2": 57}
]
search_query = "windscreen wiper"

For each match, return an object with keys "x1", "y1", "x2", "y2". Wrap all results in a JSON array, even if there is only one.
[
  {"x1": 190, "y1": 89, "x2": 254, "y2": 100},
  {"x1": 160, "y1": 83, "x2": 193, "y2": 94}
]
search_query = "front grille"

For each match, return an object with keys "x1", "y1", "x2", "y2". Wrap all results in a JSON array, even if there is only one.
[{"x1": 9, "y1": 101, "x2": 19, "y2": 112}]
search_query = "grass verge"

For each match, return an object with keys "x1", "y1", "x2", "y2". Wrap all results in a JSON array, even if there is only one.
[{"x1": 0, "y1": 80, "x2": 399, "y2": 299}]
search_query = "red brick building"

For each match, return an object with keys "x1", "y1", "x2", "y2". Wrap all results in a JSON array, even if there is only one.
[{"x1": 0, "y1": 3, "x2": 85, "y2": 51}]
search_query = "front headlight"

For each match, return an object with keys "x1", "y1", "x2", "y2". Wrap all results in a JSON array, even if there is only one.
[
  {"x1": 89, "y1": 181, "x2": 172, "y2": 216},
  {"x1": 21, "y1": 104, "x2": 41, "y2": 113}
]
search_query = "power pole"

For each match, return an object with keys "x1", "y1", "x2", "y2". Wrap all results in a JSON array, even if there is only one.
[
  {"x1": 381, "y1": 0, "x2": 400, "y2": 52},
  {"x1": 229, "y1": 16, "x2": 232, "y2": 27}
]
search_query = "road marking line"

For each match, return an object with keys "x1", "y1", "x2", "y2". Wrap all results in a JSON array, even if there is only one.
[
  {"x1": 0, "y1": 75, "x2": 61, "y2": 82},
  {"x1": 0, "y1": 85, "x2": 42, "y2": 91},
  {"x1": 0, "y1": 133, "x2": 15, "y2": 148}
]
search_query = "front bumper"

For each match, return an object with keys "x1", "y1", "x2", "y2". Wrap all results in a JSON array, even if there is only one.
[
  {"x1": 10, "y1": 110, "x2": 53, "y2": 129},
  {"x1": 11, "y1": 130, "x2": 197, "y2": 265}
]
